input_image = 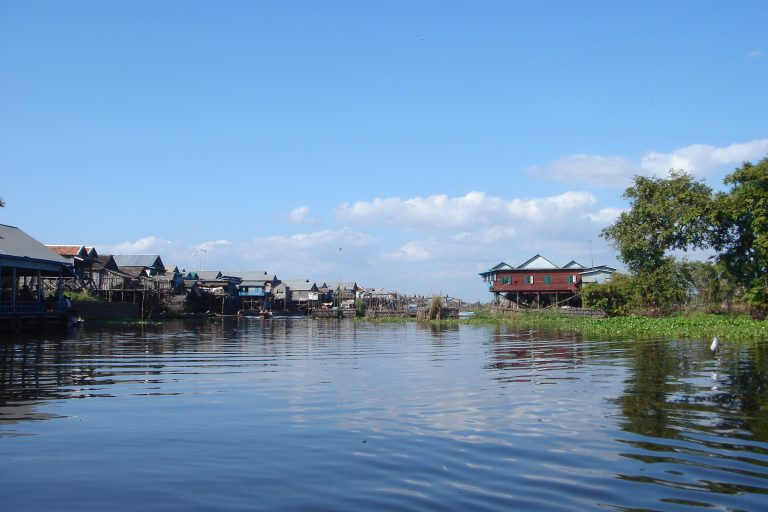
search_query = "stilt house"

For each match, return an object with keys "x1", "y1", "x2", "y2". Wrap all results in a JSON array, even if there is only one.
[{"x1": 480, "y1": 254, "x2": 615, "y2": 308}]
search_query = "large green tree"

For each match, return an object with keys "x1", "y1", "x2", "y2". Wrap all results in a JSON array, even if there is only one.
[
  {"x1": 601, "y1": 170, "x2": 714, "y2": 275},
  {"x1": 679, "y1": 260, "x2": 737, "y2": 313},
  {"x1": 712, "y1": 156, "x2": 768, "y2": 318}
]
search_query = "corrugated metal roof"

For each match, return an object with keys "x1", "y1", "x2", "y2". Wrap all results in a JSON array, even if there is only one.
[
  {"x1": 94, "y1": 255, "x2": 119, "y2": 272},
  {"x1": 281, "y1": 279, "x2": 318, "y2": 291},
  {"x1": 223, "y1": 271, "x2": 275, "y2": 282},
  {"x1": 113, "y1": 254, "x2": 164, "y2": 269},
  {"x1": 518, "y1": 254, "x2": 558, "y2": 269},
  {"x1": 0, "y1": 224, "x2": 70, "y2": 264},
  {"x1": 194, "y1": 270, "x2": 223, "y2": 280}
]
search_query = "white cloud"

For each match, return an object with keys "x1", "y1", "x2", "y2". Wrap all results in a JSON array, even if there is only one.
[
  {"x1": 527, "y1": 155, "x2": 639, "y2": 187},
  {"x1": 103, "y1": 236, "x2": 168, "y2": 254},
  {"x1": 386, "y1": 241, "x2": 433, "y2": 262},
  {"x1": 640, "y1": 140, "x2": 768, "y2": 176},
  {"x1": 195, "y1": 240, "x2": 232, "y2": 252},
  {"x1": 528, "y1": 138, "x2": 768, "y2": 188},
  {"x1": 232, "y1": 228, "x2": 379, "y2": 278},
  {"x1": 284, "y1": 205, "x2": 320, "y2": 226},
  {"x1": 583, "y1": 207, "x2": 623, "y2": 224},
  {"x1": 747, "y1": 49, "x2": 764, "y2": 59},
  {"x1": 335, "y1": 191, "x2": 598, "y2": 231}
]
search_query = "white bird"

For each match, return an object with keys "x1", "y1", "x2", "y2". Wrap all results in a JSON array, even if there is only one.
[{"x1": 710, "y1": 336, "x2": 720, "y2": 353}]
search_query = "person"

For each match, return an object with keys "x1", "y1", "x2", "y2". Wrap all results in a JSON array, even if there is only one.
[{"x1": 21, "y1": 284, "x2": 33, "y2": 301}]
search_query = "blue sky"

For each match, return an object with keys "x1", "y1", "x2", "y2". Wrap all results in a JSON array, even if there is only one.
[{"x1": 1, "y1": 1, "x2": 766, "y2": 301}]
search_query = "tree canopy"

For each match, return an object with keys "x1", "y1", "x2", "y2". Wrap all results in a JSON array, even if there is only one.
[
  {"x1": 712, "y1": 156, "x2": 768, "y2": 317},
  {"x1": 601, "y1": 170, "x2": 714, "y2": 273},
  {"x1": 598, "y1": 156, "x2": 768, "y2": 318}
]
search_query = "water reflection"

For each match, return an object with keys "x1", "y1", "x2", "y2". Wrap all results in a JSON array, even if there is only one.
[
  {"x1": 612, "y1": 338, "x2": 768, "y2": 442},
  {"x1": 610, "y1": 337, "x2": 768, "y2": 504},
  {"x1": 1, "y1": 320, "x2": 767, "y2": 511},
  {"x1": 486, "y1": 326, "x2": 584, "y2": 382}
]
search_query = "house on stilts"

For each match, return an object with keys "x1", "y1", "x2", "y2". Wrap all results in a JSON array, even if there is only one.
[
  {"x1": 1, "y1": 224, "x2": 75, "y2": 332},
  {"x1": 479, "y1": 254, "x2": 615, "y2": 308}
]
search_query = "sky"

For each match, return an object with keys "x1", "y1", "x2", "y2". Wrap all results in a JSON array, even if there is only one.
[{"x1": 1, "y1": 1, "x2": 766, "y2": 302}]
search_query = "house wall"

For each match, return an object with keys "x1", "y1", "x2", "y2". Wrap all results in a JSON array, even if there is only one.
[{"x1": 490, "y1": 269, "x2": 580, "y2": 294}]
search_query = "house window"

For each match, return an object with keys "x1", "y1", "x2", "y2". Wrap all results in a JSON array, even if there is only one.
[
  {"x1": 568, "y1": 275, "x2": 573, "y2": 284},
  {"x1": 525, "y1": 275, "x2": 534, "y2": 284},
  {"x1": 545, "y1": 276, "x2": 551, "y2": 284}
]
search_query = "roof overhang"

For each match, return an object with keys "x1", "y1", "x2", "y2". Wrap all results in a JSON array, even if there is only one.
[{"x1": 0, "y1": 254, "x2": 74, "y2": 274}]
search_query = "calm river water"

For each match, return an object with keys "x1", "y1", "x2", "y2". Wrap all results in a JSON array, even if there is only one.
[{"x1": 1, "y1": 318, "x2": 767, "y2": 511}]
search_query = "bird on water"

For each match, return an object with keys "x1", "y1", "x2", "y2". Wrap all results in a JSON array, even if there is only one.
[{"x1": 710, "y1": 336, "x2": 720, "y2": 353}]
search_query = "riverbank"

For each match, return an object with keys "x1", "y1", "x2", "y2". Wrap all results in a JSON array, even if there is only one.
[{"x1": 453, "y1": 311, "x2": 768, "y2": 341}]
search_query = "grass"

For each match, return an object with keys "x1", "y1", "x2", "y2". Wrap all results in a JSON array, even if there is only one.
[{"x1": 445, "y1": 311, "x2": 768, "y2": 342}]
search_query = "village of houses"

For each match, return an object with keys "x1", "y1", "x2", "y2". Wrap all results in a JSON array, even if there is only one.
[{"x1": 1, "y1": 223, "x2": 615, "y2": 332}]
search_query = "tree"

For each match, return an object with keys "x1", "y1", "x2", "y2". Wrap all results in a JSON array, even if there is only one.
[
  {"x1": 582, "y1": 273, "x2": 637, "y2": 316},
  {"x1": 602, "y1": 170, "x2": 714, "y2": 275},
  {"x1": 680, "y1": 260, "x2": 738, "y2": 313},
  {"x1": 712, "y1": 156, "x2": 768, "y2": 319}
]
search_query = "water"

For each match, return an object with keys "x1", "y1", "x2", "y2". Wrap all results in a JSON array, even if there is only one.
[{"x1": 1, "y1": 319, "x2": 767, "y2": 511}]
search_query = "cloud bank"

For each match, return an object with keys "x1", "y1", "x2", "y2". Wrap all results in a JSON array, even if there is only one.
[
  {"x1": 335, "y1": 191, "x2": 600, "y2": 230},
  {"x1": 528, "y1": 139, "x2": 768, "y2": 188}
]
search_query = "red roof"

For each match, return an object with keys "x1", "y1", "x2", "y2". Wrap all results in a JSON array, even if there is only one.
[{"x1": 46, "y1": 245, "x2": 84, "y2": 257}]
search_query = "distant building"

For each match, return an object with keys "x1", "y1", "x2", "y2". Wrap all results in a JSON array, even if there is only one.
[
  {"x1": 479, "y1": 254, "x2": 615, "y2": 308},
  {"x1": 226, "y1": 271, "x2": 278, "y2": 311},
  {"x1": 275, "y1": 279, "x2": 320, "y2": 311},
  {"x1": 112, "y1": 254, "x2": 166, "y2": 277},
  {"x1": 47, "y1": 245, "x2": 98, "y2": 279}
]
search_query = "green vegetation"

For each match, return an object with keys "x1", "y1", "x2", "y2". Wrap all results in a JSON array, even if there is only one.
[
  {"x1": 361, "y1": 316, "x2": 411, "y2": 324},
  {"x1": 354, "y1": 299, "x2": 367, "y2": 317},
  {"x1": 361, "y1": 309, "x2": 767, "y2": 341},
  {"x1": 599, "y1": 155, "x2": 768, "y2": 319},
  {"x1": 460, "y1": 311, "x2": 768, "y2": 341},
  {"x1": 68, "y1": 291, "x2": 100, "y2": 302}
]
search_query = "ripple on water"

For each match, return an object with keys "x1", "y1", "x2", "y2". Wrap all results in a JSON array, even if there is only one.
[{"x1": 1, "y1": 320, "x2": 767, "y2": 511}]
